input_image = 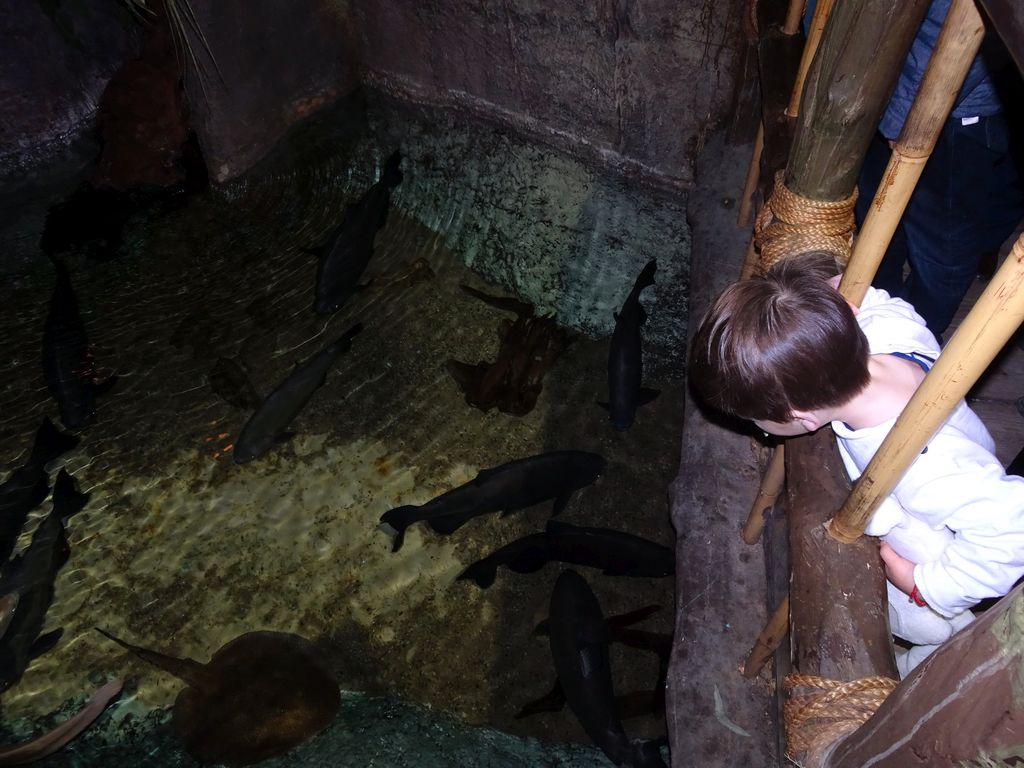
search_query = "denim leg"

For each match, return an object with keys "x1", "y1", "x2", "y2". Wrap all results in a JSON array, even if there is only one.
[
  {"x1": 857, "y1": 133, "x2": 909, "y2": 296},
  {"x1": 900, "y1": 117, "x2": 1022, "y2": 336}
]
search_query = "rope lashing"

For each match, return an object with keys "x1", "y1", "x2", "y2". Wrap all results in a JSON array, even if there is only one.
[
  {"x1": 783, "y1": 673, "x2": 897, "y2": 759},
  {"x1": 754, "y1": 171, "x2": 858, "y2": 273}
]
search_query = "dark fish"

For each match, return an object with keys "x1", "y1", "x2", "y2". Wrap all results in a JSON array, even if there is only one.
[
  {"x1": 209, "y1": 357, "x2": 262, "y2": 411},
  {"x1": 313, "y1": 151, "x2": 403, "y2": 315},
  {"x1": 519, "y1": 604, "x2": 668, "y2": 721},
  {"x1": 457, "y1": 519, "x2": 674, "y2": 588},
  {"x1": 600, "y1": 259, "x2": 659, "y2": 430},
  {"x1": 42, "y1": 259, "x2": 117, "y2": 429},
  {"x1": 233, "y1": 324, "x2": 363, "y2": 464},
  {"x1": 0, "y1": 469, "x2": 89, "y2": 692},
  {"x1": 378, "y1": 451, "x2": 605, "y2": 552},
  {"x1": 0, "y1": 418, "x2": 79, "y2": 565},
  {"x1": 547, "y1": 570, "x2": 668, "y2": 768}
]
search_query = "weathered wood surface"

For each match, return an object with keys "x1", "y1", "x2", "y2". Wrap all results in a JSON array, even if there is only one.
[
  {"x1": 825, "y1": 584, "x2": 1024, "y2": 766},
  {"x1": 787, "y1": 0, "x2": 930, "y2": 200},
  {"x1": 668, "y1": 134, "x2": 777, "y2": 766},
  {"x1": 786, "y1": 430, "x2": 897, "y2": 681}
]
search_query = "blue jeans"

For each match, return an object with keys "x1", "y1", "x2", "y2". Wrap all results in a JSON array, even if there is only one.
[{"x1": 857, "y1": 115, "x2": 1024, "y2": 337}]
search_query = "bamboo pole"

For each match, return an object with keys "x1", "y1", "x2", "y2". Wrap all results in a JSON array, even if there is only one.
[
  {"x1": 737, "y1": 124, "x2": 764, "y2": 228},
  {"x1": 737, "y1": 0, "x2": 808, "y2": 228},
  {"x1": 829, "y1": 232, "x2": 1024, "y2": 542},
  {"x1": 742, "y1": 444, "x2": 786, "y2": 545},
  {"x1": 839, "y1": 0, "x2": 985, "y2": 306},
  {"x1": 785, "y1": 0, "x2": 835, "y2": 118},
  {"x1": 743, "y1": 593, "x2": 790, "y2": 678}
]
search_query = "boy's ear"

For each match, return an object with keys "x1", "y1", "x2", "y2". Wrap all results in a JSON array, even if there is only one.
[{"x1": 790, "y1": 409, "x2": 825, "y2": 432}]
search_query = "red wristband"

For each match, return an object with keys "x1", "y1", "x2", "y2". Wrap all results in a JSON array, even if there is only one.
[{"x1": 909, "y1": 584, "x2": 927, "y2": 607}]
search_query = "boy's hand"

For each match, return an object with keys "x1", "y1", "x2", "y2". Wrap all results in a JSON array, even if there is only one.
[{"x1": 880, "y1": 541, "x2": 916, "y2": 595}]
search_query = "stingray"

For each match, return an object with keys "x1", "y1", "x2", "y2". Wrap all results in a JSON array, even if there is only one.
[{"x1": 97, "y1": 629, "x2": 340, "y2": 766}]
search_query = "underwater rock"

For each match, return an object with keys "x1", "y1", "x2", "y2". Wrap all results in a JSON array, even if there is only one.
[
  {"x1": 447, "y1": 284, "x2": 570, "y2": 416},
  {"x1": 97, "y1": 629, "x2": 340, "y2": 767}
]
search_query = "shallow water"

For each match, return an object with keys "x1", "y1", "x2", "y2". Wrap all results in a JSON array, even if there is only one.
[{"x1": 0, "y1": 94, "x2": 687, "y2": 764}]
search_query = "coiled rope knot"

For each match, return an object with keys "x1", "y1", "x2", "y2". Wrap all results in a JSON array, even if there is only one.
[
  {"x1": 783, "y1": 673, "x2": 897, "y2": 761},
  {"x1": 754, "y1": 170, "x2": 858, "y2": 273}
]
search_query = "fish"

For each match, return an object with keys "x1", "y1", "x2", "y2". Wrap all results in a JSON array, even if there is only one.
[
  {"x1": 233, "y1": 323, "x2": 363, "y2": 464},
  {"x1": 0, "y1": 418, "x2": 79, "y2": 566},
  {"x1": 0, "y1": 679, "x2": 123, "y2": 765},
  {"x1": 518, "y1": 604, "x2": 669, "y2": 721},
  {"x1": 547, "y1": 569, "x2": 668, "y2": 768},
  {"x1": 209, "y1": 357, "x2": 262, "y2": 411},
  {"x1": 378, "y1": 451, "x2": 605, "y2": 552},
  {"x1": 313, "y1": 151, "x2": 403, "y2": 315},
  {"x1": 41, "y1": 258, "x2": 117, "y2": 429},
  {"x1": 0, "y1": 469, "x2": 89, "y2": 692},
  {"x1": 457, "y1": 519, "x2": 675, "y2": 588},
  {"x1": 600, "y1": 259, "x2": 659, "y2": 430}
]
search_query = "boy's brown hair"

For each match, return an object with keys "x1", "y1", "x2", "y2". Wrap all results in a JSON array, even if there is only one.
[{"x1": 688, "y1": 251, "x2": 871, "y2": 422}]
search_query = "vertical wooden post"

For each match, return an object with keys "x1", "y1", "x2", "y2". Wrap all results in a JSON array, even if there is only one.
[
  {"x1": 774, "y1": 5, "x2": 929, "y2": 763},
  {"x1": 840, "y1": 0, "x2": 985, "y2": 306},
  {"x1": 829, "y1": 232, "x2": 1024, "y2": 542},
  {"x1": 786, "y1": 1, "x2": 930, "y2": 199}
]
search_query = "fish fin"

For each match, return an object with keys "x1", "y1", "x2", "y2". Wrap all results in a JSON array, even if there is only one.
[
  {"x1": 427, "y1": 513, "x2": 467, "y2": 535},
  {"x1": 607, "y1": 605, "x2": 662, "y2": 630},
  {"x1": 29, "y1": 629, "x2": 64, "y2": 660},
  {"x1": 638, "y1": 388, "x2": 661, "y2": 406},
  {"x1": 514, "y1": 681, "x2": 566, "y2": 719},
  {"x1": 93, "y1": 375, "x2": 118, "y2": 399},
  {"x1": 31, "y1": 417, "x2": 80, "y2": 467},
  {"x1": 356, "y1": 278, "x2": 375, "y2": 291},
  {"x1": 544, "y1": 518, "x2": 576, "y2": 535},
  {"x1": 456, "y1": 559, "x2": 497, "y2": 588},
  {"x1": 52, "y1": 469, "x2": 90, "y2": 519},
  {"x1": 381, "y1": 150, "x2": 404, "y2": 188},
  {"x1": 596, "y1": 401, "x2": 609, "y2": 410},
  {"x1": 636, "y1": 259, "x2": 658, "y2": 288},
  {"x1": 378, "y1": 508, "x2": 415, "y2": 552},
  {"x1": 551, "y1": 492, "x2": 573, "y2": 517}
]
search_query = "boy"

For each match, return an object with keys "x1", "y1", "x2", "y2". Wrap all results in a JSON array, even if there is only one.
[{"x1": 689, "y1": 251, "x2": 1024, "y2": 676}]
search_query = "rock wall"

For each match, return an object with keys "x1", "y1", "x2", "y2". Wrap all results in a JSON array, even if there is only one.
[
  {"x1": 183, "y1": 0, "x2": 361, "y2": 182},
  {"x1": 354, "y1": 0, "x2": 748, "y2": 189},
  {"x1": 0, "y1": 0, "x2": 137, "y2": 183}
]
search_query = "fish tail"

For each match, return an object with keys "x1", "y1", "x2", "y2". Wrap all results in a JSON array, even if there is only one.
[
  {"x1": 457, "y1": 560, "x2": 497, "y2": 588},
  {"x1": 51, "y1": 469, "x2": 89, "y2": 519},
  {"x1": 29, "y1": 417, "x2": 79, "y2": 467},
  {"x1": 382, "y1": 151, "x2": 404, "y2": 188},
  {"x1": 379, "y1": 507, "x2": 416, "y2": 552},
  {"x1": 636, "y1": 259, "x2": 657, "y2": 290}
]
